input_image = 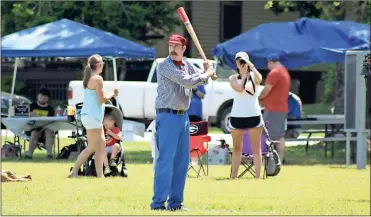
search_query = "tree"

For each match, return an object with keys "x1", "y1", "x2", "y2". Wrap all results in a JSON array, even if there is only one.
[
  {"x1": 1, "y1": 76, "x2": 26, "y2": 95},
  {"x1": 1, "y1": 1, "x2": 183, "y2": 45},
  {"x1": 264, "y1": 1, "x2": 370, "y2": 114}
]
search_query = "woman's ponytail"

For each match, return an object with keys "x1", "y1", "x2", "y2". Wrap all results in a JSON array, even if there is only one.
[
  {"x1": 83, "y1": 64, "x2": 91, "y2": 88},
  {"x1": 83, "y1": 54, "x2": 101, "y2": 88}
]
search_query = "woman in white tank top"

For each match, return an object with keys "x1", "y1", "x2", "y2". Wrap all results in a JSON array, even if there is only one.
[{"x1": 229, "y1": 52, "x2": 264, "y2": 179}]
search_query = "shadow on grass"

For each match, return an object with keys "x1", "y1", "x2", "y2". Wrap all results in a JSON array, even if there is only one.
[
  {"x1": 1, "y1": 152, "x2": 74, "y2": 164},
  {"x1": 2, "y1": 137, "x2": 369, "y2": 166},
  {"x1": 215, "y1": 176, "x2": 257, "y2": 181},
  {"x1": 125, "y1": 150, "x2": 153, "y2": 164},
  {"x1": 215, "y1": 177, "x2": 231, "y2": 181},
  {"x1": 328, "y1": 165, "x2": 370, "y2": 170},
  {"x1": 284, "y1": 142, "x2": 370, "y2": 166},
  {"x1": 1, "y1": 150, "x2": 153, "y2": 164},
  {"x1": 344, "y1": 199, "x2": 370, "y2": 203}
]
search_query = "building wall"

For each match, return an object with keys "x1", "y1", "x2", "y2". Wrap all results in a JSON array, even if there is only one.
[
  {"x1": 242, "y1": 1, "x2": 299, "y2": 31},
  {"x1": 189, "y1": 1, "x2": 221, "y2": 59},
  {"x1": 151, "y1": 25, "x2": 184, "y2": 58},
  {"x1": 152, "y1": 1, "x2": 300, "y2": 59}
]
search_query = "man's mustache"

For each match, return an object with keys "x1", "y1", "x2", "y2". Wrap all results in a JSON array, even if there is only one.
[{"x1": 170, "y1": 52, "x2": 177, "y2": 56}]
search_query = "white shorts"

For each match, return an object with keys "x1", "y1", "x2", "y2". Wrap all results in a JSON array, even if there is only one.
[
  {"x1": 81, "y1": 115, "x2": 102, "y2": 130},
  {"x1": 105, "y1": 144, "x2": 121, "y2": 153}
]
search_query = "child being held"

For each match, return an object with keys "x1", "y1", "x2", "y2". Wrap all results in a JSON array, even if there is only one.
[{"x1": 103, "y1": 114, "x2": 122, "y2": 175}]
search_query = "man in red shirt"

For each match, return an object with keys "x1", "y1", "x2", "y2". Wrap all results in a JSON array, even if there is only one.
[{"x1": 259, "y1": 54, "x2": 291, "y2": 161}]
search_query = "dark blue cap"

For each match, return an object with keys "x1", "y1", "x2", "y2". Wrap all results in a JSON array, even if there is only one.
[{"x1": 267, "y1": 53, "x2": 280, "y2": 62}]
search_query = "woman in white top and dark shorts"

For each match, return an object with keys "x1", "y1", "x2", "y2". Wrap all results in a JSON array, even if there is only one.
[{"x1": 229, "y1": 52, "x2": 264, "y2": 179}]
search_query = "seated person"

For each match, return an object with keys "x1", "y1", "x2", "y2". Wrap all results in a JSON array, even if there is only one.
[
  {"x1": 103, "y1": 114, "x2": 122, "y2": 175},
  {"x1": 285, "y1": 93, "x2": 302, "y2": 138},
  {"x1": 188, "y1": 85, "x2": 206, "y2": 122},
  {"x1": 25, "y1": 88, "x2": 55, "y2": 159}
]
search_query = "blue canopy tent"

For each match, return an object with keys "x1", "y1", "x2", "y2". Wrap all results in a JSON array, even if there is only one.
[
  {"x1": 1, "y1": 18, "x2": 156, "y2": 108},
  {"x1": 212, "y1": 17, "x2": 370, "y2": 70},
  {"x1": 1, "y1": 18, "x2": 156, "y2": 58}
]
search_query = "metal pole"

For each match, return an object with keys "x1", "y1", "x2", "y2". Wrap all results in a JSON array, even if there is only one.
[
  {"x1": 9, "y1": 58, "x2": 19, "y2": 117},
  {"x1": 356, "y1": 52, "x2": 367, "y2": 169},
  {"x1": 345, "y1": 131, "x2": 350, "y2": 166},
  {"x1": 112, "y1": 57, "x2": 119, "y2": 108}
]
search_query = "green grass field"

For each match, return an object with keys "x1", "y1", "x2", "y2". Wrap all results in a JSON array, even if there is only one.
[{"x1": 2, "y1": 137, "x2": 370, "y2": 215}]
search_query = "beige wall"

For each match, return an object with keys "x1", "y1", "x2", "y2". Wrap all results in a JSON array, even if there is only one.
[
  {"x1": 242, "y1": 1, "x2": 299, "y2": 31},
  {"x1": 189, "y1": 1, "x2": 220, "y2": 59}
]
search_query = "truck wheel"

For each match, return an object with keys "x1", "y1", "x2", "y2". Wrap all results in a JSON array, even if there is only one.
[{"x1": 220, "y1": 106, "x2": 232, "y2": 134}]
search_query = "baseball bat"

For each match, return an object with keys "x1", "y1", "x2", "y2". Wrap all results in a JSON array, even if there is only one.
[{"x1": 177, "y1": 7, "x2": 217, "y2": 80}]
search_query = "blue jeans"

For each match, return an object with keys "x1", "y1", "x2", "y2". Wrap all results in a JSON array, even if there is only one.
[{"x1": 150, "y1": 112, "x2": 190, "y2": 209}]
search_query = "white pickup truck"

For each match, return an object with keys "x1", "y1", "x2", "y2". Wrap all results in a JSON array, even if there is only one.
[{"x1": 68, "y1": 58, "x2": 236, "y2": 133}]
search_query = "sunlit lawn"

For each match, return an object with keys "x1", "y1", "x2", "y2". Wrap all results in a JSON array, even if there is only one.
[{"x1": 1, "y1": 136, "x2": 370, "y2": 215}]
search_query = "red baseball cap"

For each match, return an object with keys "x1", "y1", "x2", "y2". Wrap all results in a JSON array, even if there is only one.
[{"x1": 168, "y1": 34, "x2": 187, "y2": 46}]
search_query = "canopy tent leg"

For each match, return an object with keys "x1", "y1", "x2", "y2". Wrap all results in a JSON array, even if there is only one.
[
  {"x1": 4, "y1": 58, "x2": 19, "y2": 143},
  {"x1": 112, "y1": 57, "x2": 119, "y2": 108},
  {"x1": 9, "y1": 58, "x2": 19, "y2": 117}
]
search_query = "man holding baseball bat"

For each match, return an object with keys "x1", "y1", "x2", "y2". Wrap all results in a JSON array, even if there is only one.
[{"x1": 150, "y1": 34, "x2": 216, "y2": 211}]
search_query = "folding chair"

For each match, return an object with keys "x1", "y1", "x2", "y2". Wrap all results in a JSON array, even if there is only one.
[
  {"x1": 229, "y1": 123, "x2": 272, "y2": 179},
  {"x1": 188, "y1": 121, "x2": 210, "y2": 177},
  {"x1": 13, "y1": 130, "x2": 60, "y2": 159},
  {"x1": 237, "y1": 131, "x2": 269, "y2": 179},
  {"x1": 32, "y1": 131, "x2": 60, "y2": 156}
]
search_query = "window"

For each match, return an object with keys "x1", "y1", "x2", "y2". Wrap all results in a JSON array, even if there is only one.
[
  {"x1": 121, "y1": 60, "x2": 153, "y2": 82},
  {"x1": 220, "y1": 1, "x2": 242, "y2": 42},
  {"x1": 151, "y1": 68, "x2": 157, "y2": 83}
]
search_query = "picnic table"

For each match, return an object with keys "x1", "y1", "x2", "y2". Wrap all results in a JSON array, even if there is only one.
[
  {"x1": 2, "y1": 116, "x2": 79, "y2": 135},
  {"x1": 286, "y1": 114, "x2": 357, "y2": 164},
  {"x1": 2, "y1": 116, "x2": 80, "y2": 157}
]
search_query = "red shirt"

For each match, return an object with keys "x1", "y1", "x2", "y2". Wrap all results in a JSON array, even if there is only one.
[
  {"x1": 263, "y1": 65, "x2": 291, "y2": 113},
  {"x1": 104, "y1": 127, "x2": 121, "y2": 147}
]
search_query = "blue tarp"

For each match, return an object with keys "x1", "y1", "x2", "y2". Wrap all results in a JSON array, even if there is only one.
[
  {"x1": 1, "y1": 19, "x2": 156, "y2": 59},
  {"x1": 212, "y1": 18, "x2": 370, "y2": 69}
]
